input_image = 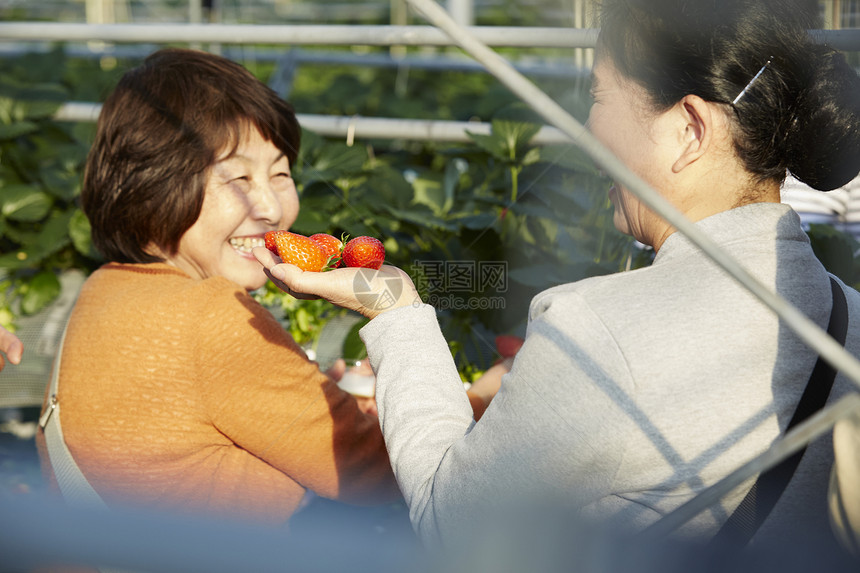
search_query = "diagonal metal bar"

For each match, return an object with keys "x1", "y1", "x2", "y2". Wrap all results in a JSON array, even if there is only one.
[{"x1": 404, "y1": 0, "x2": 860, "y2": 532}]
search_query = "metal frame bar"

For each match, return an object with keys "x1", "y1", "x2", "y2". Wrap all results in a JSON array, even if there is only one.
[
  {"x1": 0, "y1": 43, "x2": 588, "y2": 79},
  {"x1": 0, "y1": 22, "x2": 597, "y2": 48},
  {"x1": 0, "y1": 23, "x2": 857, "y2": 50},
  {"x1": 52, "y1": 102, "x2": 573, "y2": 144}
]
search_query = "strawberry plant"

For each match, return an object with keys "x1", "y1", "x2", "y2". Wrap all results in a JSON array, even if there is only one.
[{"x1": 0, "y1": 48, "x2": 105, "y2": 333}]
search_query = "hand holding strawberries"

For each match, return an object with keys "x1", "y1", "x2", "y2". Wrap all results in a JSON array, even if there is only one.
[{"x1": 255, "y1": 231, "x2": 420, "y2": 320}]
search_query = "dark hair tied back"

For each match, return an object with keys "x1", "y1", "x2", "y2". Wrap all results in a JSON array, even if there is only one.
[
  {"x1": 783, "y1": 44, "x2": 860, "y2": 190},
  {"x1": 597, "y1": 0, "x2": 860, "y2": 191}
]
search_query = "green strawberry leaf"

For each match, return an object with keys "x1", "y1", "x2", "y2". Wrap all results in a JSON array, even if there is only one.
[
  {"x1": 491, "y1": 119, "x2": 541, "y2": 158},
  {"x1": 465, "y1": 130, "x2": 507, "y2": 161},
  {"x1": 539, "y1": 143, "x2": 602, "y2": 174},
  {"x1": 412, "y1": 176, "x2": 446, "y2": 216},
  {"x1": 69, "y1": 208, "x2": 99, "y2": 259},
  {"x1": 303, "y1": 142, "x2": 368, "y2": 184},
  {"x1": 0, "y1": 121, "x2": 38, "y2": 140},
  {"x1": 20, "y1": 270, "x2": 61, "y2": 315},
  {"x1": 383, "y1": 205, "x2": 458, "y2": 232},
  {"x1": 1, "y1": 184, "x2": 53, "y2": 222},
  {"x1": 441, "y1": 159, "x2": 467, "y2": 215}
]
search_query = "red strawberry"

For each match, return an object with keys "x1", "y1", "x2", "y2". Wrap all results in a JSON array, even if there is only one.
[
  {"x1": 342, "y1": 236, "x2": 385, "y2": 270},
  {"x1": 310, "y1": 233, "x2": 343, "y2": 268},
  {"x1": 264, "y1": 230, "x2": 329, "y2": 272},
  {"x1": 264, "y1": 230, "x2": 281, "y2": 253}
]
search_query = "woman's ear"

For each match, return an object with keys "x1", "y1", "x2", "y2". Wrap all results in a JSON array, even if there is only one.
[{"x1": 671, "y1": 94, "x2": 714, "y2": 173}]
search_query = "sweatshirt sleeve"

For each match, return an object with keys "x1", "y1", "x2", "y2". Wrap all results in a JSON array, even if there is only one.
[
  {"x1": 197, "y1": 282, "x2": 399, "y2": 505},
  {"x1": 361, "y1": 298, "x2": 636, "y2": 546}
]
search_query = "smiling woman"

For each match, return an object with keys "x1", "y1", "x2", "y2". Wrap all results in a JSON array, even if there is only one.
[
  {"x1": 35, "y1": 48, "x2": 401, "y2": 526},
  {"x1": 162, "y1": 126, "x2": 299, "y2": 291}
]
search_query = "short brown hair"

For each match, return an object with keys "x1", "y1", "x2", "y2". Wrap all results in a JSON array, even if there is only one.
[{"x1": 82, "y1": 48, "x2": 302, "y2": 263}]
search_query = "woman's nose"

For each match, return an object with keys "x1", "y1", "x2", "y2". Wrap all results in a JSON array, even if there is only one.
[{"x1": 251, "y1": 183, "x2": 282, "y2": 224}]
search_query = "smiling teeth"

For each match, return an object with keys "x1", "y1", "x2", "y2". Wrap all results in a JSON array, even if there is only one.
[{"x1": 229, "y1": 237, "x2": 265, "y2": 253}]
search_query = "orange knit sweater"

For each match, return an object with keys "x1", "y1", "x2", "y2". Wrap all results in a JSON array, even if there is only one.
[{"x1": 36, "y1": 263, "x2": 400, "y2": 524}]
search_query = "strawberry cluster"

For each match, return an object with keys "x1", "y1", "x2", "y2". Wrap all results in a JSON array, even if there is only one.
[{"x1": 264, "y1": 231, "x2": 386, "y2": 272}]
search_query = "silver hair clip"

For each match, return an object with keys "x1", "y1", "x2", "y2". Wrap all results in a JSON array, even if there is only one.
[{"x1": 732, "y1": 57, "x2": 774, "y2": 105}]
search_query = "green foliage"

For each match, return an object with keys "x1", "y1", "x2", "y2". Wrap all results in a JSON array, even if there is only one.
[
  {"x1": 807, "y1": 223, "x2": 860, "y2": 289},
  {"x1": 283, "y1": 52, "x2": 585, "y2": 125},
  {"x1": 0, "y1": 48, "x2": 103, "y2": 331},
  {"x1": 253, "y1": 280, "x2": 349, "y2": 349}
]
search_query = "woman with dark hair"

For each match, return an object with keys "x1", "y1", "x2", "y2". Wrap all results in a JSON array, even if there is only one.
[
  {"x1": 35, "y1": 48, "x2": 403, "y2": 524},
  {"x1": 256, "y1": 0, "x2": 860, "y2": 551}
]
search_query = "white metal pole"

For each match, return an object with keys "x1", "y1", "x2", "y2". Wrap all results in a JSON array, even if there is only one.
[
  {"x1": 208, "y1": 0, "x2": 222, "y2": 55},
  {"x1": 573, "y1": 0, "x2": 584, "y2": 69},
  {"x1": 189, "y1": 0, "x2": 203, "y2": 25},
  {"x1": 52, "y1": 103, "x2": 573, "y2": 145},
  {"x1": 0, "y1": 23, "x2": 596, "y2": 48},
  {"x1": 447, "y1": 0, "x2": 474, "y2": 26},
  {"x1": 189, "y1": 0, "x2": 203, "y2": 51},
  {"x1": 391, "y1": 0, "x2": 408, "y2": 59},
  {"x1": 0, "y1": 23, "x2": 855, "y2": 49}
]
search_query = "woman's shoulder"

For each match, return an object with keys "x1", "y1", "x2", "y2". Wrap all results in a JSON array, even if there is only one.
[
  {"x1": 85, "y1": 261, "x2": 204, "y2": 295},
  {"x1": 528, "y1": 266, "x2": 653, "y2": 321},
  {"x1": 81, "y1": 262, "x2": 272, "y2": 325},
  {"x1": 88, "y1": 262, "x2": 246, "y2": 297}
]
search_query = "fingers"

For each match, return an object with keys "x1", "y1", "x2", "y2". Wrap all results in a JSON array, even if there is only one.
[
  {"x1": 0, "y1": 327, "x2": 23, "y2": 371},
  {"x1": 255, "y1": 247, "x2": 320, "y2": 301},
  {"x1": 253, "y1": 246, "x2": 281, "y2": 269}
]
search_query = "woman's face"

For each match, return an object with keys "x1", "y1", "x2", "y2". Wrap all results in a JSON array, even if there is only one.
[
  {"x1": 587, "y1": 55, "x2": 677, "y2": 246},
  {"x1": 165, "y1": 125, "x2": 299, "y2": 291}
]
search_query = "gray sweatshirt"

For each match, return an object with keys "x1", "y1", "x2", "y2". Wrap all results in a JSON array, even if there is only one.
[{"x1": 361, "y1": 202, "x2": 859, "y2": 548}]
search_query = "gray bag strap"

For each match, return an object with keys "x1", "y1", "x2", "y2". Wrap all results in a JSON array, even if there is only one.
[
  {"x1": 38, "y1": 319, "x2": 138, "y2": 572},
  {"x1": 38, "y1": 321, "x2": 108, "y2": 510}
]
